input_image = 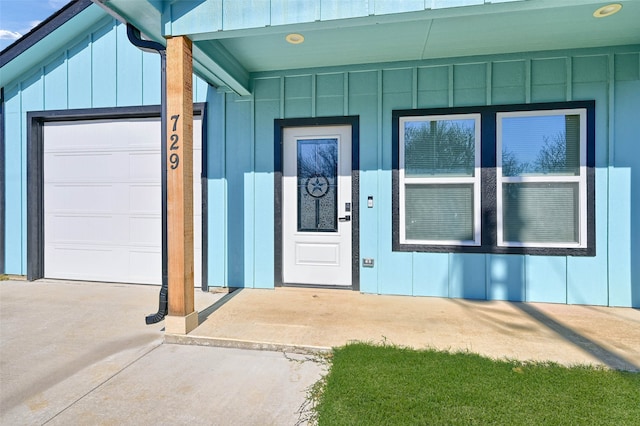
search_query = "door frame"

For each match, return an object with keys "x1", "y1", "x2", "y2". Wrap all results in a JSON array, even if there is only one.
[
  {"x1": 26, "y1": 103, "x2": 208, "y2": 290},
  {"x1": 274, "y1": 116, "x2": 360, "y2": 290}
]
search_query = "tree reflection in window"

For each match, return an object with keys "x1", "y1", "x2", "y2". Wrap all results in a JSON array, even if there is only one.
[
  {"x1": 404, "y1": 120, "x2": 475, "y2": 177},
  {"x1": 502, "y1": 114, "x2": 580, "y2": 177}
]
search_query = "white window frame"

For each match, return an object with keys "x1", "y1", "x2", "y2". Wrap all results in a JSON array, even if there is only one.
[
  {"x1": 399, "y1": 114, "x2": 482, "y2": 246},
  {"x1": 496, "y1": 108, "x2": 588, "y2": 248}
]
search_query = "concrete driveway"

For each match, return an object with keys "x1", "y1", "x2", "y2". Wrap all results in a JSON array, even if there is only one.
[
  {"x1": 0, "y1": 280, "x2": 325, "y2": 425},
  {"x1": 3, "y1": 278, "x2": 639, "y2": 425}
]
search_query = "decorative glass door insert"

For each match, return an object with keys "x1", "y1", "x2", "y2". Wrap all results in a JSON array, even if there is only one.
[{"x1": 297, "y1": 139, "x2": 338, "y2": 232}]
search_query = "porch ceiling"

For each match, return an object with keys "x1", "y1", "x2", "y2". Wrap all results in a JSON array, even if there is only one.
[{"x1": 93, "y1": 0, "x2": 640, "y2": 95}]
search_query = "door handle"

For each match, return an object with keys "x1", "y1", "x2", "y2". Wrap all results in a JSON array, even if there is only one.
[{"x1": 338, "y1": 215, "x2": 351, "y2": 222}]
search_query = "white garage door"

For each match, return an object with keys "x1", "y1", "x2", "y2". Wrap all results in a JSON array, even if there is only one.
[{"x1": 43, "y1": 116, "x2": 203, "y2": 286}]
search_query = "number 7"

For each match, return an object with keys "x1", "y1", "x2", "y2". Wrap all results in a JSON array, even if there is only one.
[{"x1": 170, "y1": 115, "x2": 180, "y2": 132}]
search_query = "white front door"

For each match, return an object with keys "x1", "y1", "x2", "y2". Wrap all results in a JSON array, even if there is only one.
[{"x1": 283, "y1": 125, "x2": 352, "y2": 286}]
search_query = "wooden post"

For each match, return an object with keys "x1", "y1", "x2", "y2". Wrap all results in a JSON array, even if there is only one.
[{"x1": 164, "y1": 35, "x2": 197, "y2": 334}]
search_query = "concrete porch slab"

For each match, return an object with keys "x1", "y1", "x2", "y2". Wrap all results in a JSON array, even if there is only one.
[{"x1": 176, "y1": 287, "x2": 640, "y2": 371}]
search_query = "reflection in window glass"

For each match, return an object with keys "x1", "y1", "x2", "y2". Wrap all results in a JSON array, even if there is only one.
[
  {"x1": 404, "y1": 119, "x2": 476, "y2": 177},
  {"x1": 400, "y1": 114, "x2": 480, "y2": 245},
  {"x1": 498, "y1": 108, "x2": 586, "y2": 247},
  {"x1": 501, "y1": 114, "x2": 580, "y2": 176},
  {"x1": 297, "y1": 139, "x2": 338, "y2": 232}
]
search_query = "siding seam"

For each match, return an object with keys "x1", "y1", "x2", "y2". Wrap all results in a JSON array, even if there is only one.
[{"x1": 420, "y1": 19, "x2": 434, "y2": 60}]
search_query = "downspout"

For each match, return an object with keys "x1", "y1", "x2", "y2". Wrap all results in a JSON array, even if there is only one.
[{"x1": 126, "y1": 24, "x2": 168, "y2": 325}]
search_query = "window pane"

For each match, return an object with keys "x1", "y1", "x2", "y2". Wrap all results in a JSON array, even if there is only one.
[
  {"x1": 404, "y1": 119, "x2": 476, "y2": 177},
  {"x1": 501, "y1": 114, "x2": 580, "y2": 176},
  {"x1": 405, "y1": 184, "x2": 474, "y2": 241},
  {"x1": 502, "y1": 182, "x2": 579, "y2": 244},
  {"x1": 297, "y1": 139, "x2": 337, "y2": 232}
]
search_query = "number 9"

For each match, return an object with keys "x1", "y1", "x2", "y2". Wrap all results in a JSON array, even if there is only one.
[{"x1": 170, "y1": 153, "x2": 180, "y2": 170}]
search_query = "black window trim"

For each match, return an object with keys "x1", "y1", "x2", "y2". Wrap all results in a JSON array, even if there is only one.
[{"x1": 392, "y1": 100, "x2": 596, "y2": 257}]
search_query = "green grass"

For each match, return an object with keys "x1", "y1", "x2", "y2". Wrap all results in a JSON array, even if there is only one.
[{"x1": 313, "y1": 343, "x2": 640, "y2": 425}]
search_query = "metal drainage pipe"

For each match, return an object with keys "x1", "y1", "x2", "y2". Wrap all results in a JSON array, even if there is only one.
[{"x1": 126, "y1": 23, "x2": 169, "y2": 325}]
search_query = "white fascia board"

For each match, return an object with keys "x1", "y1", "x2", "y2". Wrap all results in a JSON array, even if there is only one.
[
  {"x1": 0, "y1": 5, "x2": 106, "y2": 88},
  {"x1": 92, "y1": 0, "x2": 250, "y2": 96},
  {"x1": 192, "y1": 43, "x2": 251, "y2": 96},
  {"x1": 92, "y1": 0, "x2": 165, "y2": 45}
]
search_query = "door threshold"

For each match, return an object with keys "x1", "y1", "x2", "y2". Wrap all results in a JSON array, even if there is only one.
[{"x1": 281, "y1": 283, "x2": 353, "y2": 291}]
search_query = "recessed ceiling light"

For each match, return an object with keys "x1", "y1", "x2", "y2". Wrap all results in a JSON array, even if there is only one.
[
  {"x1": 593, "y1": 3, "x2": 622, "y2": 18},
  {"x1": 285, "y1": 33, "x2": 305, "y2": 44}
]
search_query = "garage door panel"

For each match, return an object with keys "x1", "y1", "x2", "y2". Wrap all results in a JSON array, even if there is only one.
[
  {"x1": 130, "y1": 184, "x2": 161, "y2": 214},
  {"x1": 46, "y1": 184, "x2": 118, "y2": 212},
  {"x1": 46, "y1": 153, "x2": 116, "y2": 182},
  {"x1": 46, "y1": 245, "x2": 124, "y2": 282},
  {"x1": 129, "y1": 249, "x2": 161, "y2": 284},
  {"x1": 50, "y1": 215, "x2": 117, "y2": 244},
  {"x1": 44, "y1": 119, "x2": 160, "y2": 150},
  {"x1": 129, "y1": 216, "x2": 162, "y2": 246},
  {"x1": 129, "y1": 152, "x2": 161, "y2": 180},
  {"x1": 43, "y1": 116, "x2": 202, "y2": 286}
]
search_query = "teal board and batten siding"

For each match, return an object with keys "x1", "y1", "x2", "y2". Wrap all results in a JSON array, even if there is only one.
[
  {"x1": 226, "y1": 45, "x2": 638, "y2": 306},
  {"x1": 3, "y1": 16, "x2": 209, "y2": 276}
]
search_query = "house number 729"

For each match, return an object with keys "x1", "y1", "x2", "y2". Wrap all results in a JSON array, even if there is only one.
[{"x1": 169, "y1": 114, "x2": 180, "y2": 170}]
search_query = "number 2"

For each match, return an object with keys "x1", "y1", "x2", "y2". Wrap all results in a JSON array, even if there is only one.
[{"x1": 170, "y1": 134, "x2": 179, "y2": 150}]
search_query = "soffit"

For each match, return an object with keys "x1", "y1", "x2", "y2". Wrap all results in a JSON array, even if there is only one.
[
  {"x1": 214, "y1": 1, "x2": 640, "y2": 73},
  {"x1": 92, "y1": 0, "x2": 640, "y2": 94}
]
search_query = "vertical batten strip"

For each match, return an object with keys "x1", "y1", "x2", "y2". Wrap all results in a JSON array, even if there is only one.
[
  {"x1": 19, "y1": 82, "x2": 24, "y2": 273},
  {"x1": 412, "y1": 67, "x2": 418, "y2": 109},
  {"x1": 65, "y1": 49, "x2": 70, "y2": 108},
  {"x1": 607, "y1": 53, "x2": 615, "y2": 167},
  {"x1": 376, "y1": 69, "x2": 383, "y2": 293},
  {"x1": 377, "y1": 70, "x2": 382, "y2": 171},
  {"x1": 40, "y1": 67, "x2": 45, "y2": 109},
  {"x1": 525, "y1": 59, "x2": 531, "y2": 103},
  {"x1": 90, "y1": 32, "x2": 95, "y2": 107},
  {"x1": 606, "y1": 53, "x2": 615, "y2": 306},
  {"x1": 343, "y1": 72, "x2": 349, "y2": 114},
  {"x1": 279, "y1": 76, "x2": 285, "y2": 118},
  {"x1": 311, "y1": 74, "x2": 316, "y2": 117},
  {"x1": 249, "y1": 91, "x2": 258, "y2": 288},
  {"x1": 221, "y1": 91, "x2": 228, "y2": 287},
  {"x1": 448, "y1": 65, "x2": 454, "y2": 107},
  {"x1": 566, "y1": 56, "x2": 572, "y2": 101},
  {"x1": 486, "y1": 62, "x2": 492, "y2": 105}
]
